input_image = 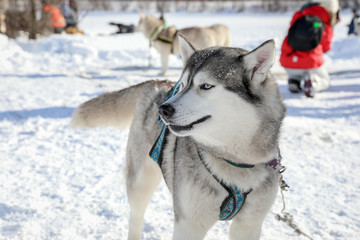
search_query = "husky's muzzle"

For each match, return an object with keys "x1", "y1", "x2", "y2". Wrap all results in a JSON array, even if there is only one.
[{"x1": 159, "y1": 103, "x2": 211, "y2": 133}]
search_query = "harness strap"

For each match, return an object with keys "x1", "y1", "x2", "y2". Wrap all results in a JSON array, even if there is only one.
[
  {"x1": 157, "y1": 34, "x2": 174, "y2": 44},
  {"x1": 149, "y1": 124, "x2": 168, "y2": 167},
  {"x1": 149, "y1": 26, "x2": 162, "y2": 48},
  {"x1": 197, "y1": 149, "x2": 251, "y2": 221},
  {"x1": 148, "y1": 18, "x2": 169, "y2": 47},
  {"x1": 149, "y1": 79, "x2": 182, "y2": 164},
  {"x1": 150, "y1": 26, "x2": 161, "y2": 39},
  {"x1": 154, "y1": 29, "x2": 179, "y2": 54}
]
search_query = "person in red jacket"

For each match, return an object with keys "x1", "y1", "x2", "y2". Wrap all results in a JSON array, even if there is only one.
[
  {"x1": 44, "y1": 4, "x2": 66, "y2": 34},
  {"x1": 280, "y1": 0, "x2": 340, "y2": 97}
]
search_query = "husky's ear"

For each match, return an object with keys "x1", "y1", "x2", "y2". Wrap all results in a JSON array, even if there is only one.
[
  {"x1": 178, "y1": 35, "x2": 196, "y2": 64},
  {"x1": 139, "y1": 13, "x2": 145, "y2": 19},
  {"x1": 242, "y1": 39, "x2": 275, "y2": 87}
]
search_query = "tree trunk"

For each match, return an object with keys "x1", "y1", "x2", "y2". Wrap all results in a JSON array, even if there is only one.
[
  {"x1": 29, "y1": 0, "x2": 37, "y2": 39},
  {"x1": 0, "y1": 0, "x2": 9, "y2": 33}
]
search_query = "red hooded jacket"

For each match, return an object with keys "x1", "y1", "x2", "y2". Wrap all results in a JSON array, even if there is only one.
[{"x1": 280, "y1": 4, "x2": 333, "y2": 69}]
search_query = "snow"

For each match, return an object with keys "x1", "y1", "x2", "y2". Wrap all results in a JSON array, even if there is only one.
[{"x1": 1, "y1": 10, "x2": 360, "y2": 240}]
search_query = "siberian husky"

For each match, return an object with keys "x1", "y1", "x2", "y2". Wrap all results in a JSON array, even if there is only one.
[
  {"x1": 138, "y1": 14, "x2": 231, "y2": 75},
  {"x1": 71, "y1": 36, "x2": 286, "y2": 240}
]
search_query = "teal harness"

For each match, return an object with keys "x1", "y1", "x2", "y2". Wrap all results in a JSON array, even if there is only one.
[
  {"x1": 149, "y1": 80, "x2": 181, "y2": 166},
  {"x1": 149, "y1": 80, "x2": 252, "y2": 221},
  {"x1": 197, "y1": 150, "x2": 253, "y2": 221}
]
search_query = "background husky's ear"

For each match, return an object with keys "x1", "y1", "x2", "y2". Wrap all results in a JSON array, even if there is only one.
[
  {"x1": 178, "y1": 35, "x2": 196, "y2": 65},
  {"x1": 242, "y1": 39, "x2": 275, "y2": 87}
]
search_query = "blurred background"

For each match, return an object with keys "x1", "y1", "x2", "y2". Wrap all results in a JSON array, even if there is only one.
[{"x1": 1, "y1": 0, "x2": 360, "y2": 39}]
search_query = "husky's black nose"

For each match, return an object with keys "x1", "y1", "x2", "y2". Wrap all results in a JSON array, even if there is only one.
[{"x1": 159, "y1": 104, "x2": 175, "y2": 119}]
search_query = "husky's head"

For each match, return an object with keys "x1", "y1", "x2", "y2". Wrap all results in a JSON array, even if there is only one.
[
  {"x1": 137, "y1": 13, "x2": 164, "y2": 39},
  {"x1": 159, "y1": 36, "x2": 285, "y2": 162}
]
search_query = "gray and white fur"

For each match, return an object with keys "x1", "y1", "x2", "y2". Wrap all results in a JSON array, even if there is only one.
[{"x1": 71, "y1": 36, "x2": 286, "y2": 240}]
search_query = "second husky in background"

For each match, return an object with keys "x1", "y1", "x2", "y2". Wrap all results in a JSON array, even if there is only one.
[{"x1": 138, "y1": 13, "x2": 231, "y2": 75}]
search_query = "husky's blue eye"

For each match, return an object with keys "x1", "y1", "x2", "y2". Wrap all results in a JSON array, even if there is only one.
[{"x1": 200, "y1": 84, "x2": 214, "y2": 90}]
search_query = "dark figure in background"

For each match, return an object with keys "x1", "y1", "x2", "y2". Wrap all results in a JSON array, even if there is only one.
[
  {"x1": 62, "y1": 0, "x2": 84, "y2": 34},
  {"x1": 69, "y1": 0, "x2": 78, "y2": 14},
  {"x1": 62, "y1": 0, "x2": 78, "y2": 28},
  {"x1": 348, "y1": 9, "x2": 359, "y2": 36},
  {"x1": 109, "y1": 22, "x2": 135, "y2": 34}
]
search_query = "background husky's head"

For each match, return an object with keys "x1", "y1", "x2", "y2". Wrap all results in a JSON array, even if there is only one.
[
  {"x1": 159, "y1": 36, "x2": 286, "y2": 163},
  {"x1": 137, "y1": 13, "x2": 163, "y2": 39}
]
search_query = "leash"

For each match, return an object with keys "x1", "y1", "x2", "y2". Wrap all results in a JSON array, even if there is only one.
[
  {"x1": 149, "y1": 80, "x2": 312, "y2": 226},
  {"x1": 271, "y1": 162, "x2": 314, "y2": 240},
  {"x1": 199, "y1": 150, "x2": 289, "y2": 221}
]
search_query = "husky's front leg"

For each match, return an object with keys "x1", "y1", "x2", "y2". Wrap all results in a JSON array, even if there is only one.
[
  {"x1": 173, "y1": 218, "x2": 213, "y2": 240},
  {"x1": 154, "y1": 42, "x2": 171, "y2": 75},
  {"x1": 229, "y1": 219, "x2": 262, "y2": 240},
  {"x1": 126, "y1": 157, "x2": 162, "y2": 240}
]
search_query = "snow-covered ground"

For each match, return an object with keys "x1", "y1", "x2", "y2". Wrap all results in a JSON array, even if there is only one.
[{"x1": 0, "y1": 10, "x2": 360, "y2": 240}]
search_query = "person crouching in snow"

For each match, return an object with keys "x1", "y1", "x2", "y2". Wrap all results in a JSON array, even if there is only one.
[
  {"x1": 44, "y1": 4, "x2": 66, "y2": 34},
  {"x1": 280, "y1": 0, "x2": 340, "y2": 98}
]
